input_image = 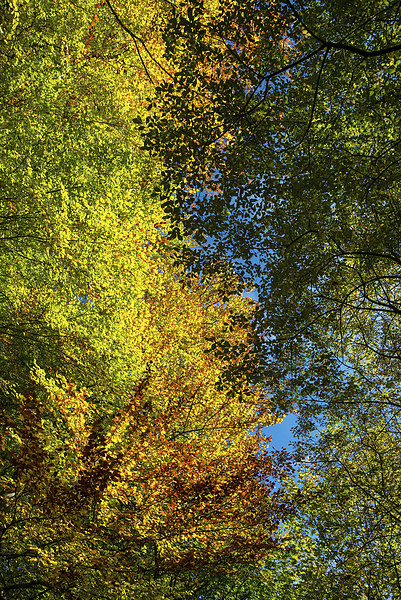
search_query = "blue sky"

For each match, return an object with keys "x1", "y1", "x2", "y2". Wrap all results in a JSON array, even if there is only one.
[{"x1": 265, "y1": 411, "x2": 298, "y2": 452}]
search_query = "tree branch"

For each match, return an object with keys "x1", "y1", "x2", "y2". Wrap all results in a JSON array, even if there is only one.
[
  {"x1": 285, "y1": 0, "x2": 401, "y2": 58},
  {"x1": 104, "y1": 0, "x2": 173, "y2": 84}
]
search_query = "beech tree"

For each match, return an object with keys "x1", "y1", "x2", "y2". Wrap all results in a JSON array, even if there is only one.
[
  {"x1": 0, "y1": 2, "x2": 293, "y2": 599},
  {"x1": 144, "y1": 0, "x2": 401, "y2": 413},
  {"x1": 6, "y1": 0, "x2": 401, "y2": 598},
  {"x1": 0, "y1": 255, "x2": 290, "y2": 599},
  {"x1": 271, "y1": 403, "x2": 401, "y2": 600},
  {"x1": 137, "y1": 3, "x2": 401, "y2": 595}
]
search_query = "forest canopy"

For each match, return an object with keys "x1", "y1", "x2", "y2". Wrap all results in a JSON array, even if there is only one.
[{"x1": 1, "y1": 0, "x2": 401, "y2": 598}]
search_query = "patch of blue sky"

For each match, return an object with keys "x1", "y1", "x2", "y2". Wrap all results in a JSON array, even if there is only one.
[{"x1": 265, "y1": 410, "x2": 298, "y2": 452}]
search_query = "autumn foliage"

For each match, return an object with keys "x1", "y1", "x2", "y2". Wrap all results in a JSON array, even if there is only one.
[
  {"x1": 0, "y1": 1, "x2": 299, "y2": 599},
  {"x1": 0, "y1": 255, "x2": 289, "y2": 598}
]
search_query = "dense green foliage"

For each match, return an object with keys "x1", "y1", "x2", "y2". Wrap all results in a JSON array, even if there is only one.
[{"x1": 154, "y1": 0, "x2": 401, "y2": 403}]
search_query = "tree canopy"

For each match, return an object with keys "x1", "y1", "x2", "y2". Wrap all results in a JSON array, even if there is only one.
[{"x1": 1, "y1": 0, "x2": 401, "y2": 598}]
